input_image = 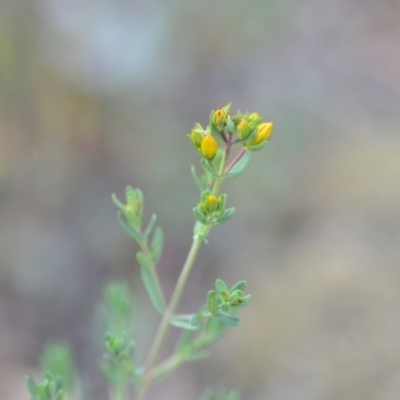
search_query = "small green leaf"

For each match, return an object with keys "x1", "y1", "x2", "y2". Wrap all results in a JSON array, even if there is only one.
[
  {"x1": 143, "y1": 214, "x2": 157, "y2": 238},
  {"x1": 170, "y1": 315, "x2": 201, "y2": 330},
  {"x1": 215, "y1": 280, "x2": 229, "y2": 296},
  {"x1": 219, "y1": 193, "x2": 227, "y2": 210},
  {"x1": 134, "y1": 188, "x2": 144, "y2": 220},
  {"x1": 193, "y1": 208, "x2": 208, "y2": 225},
  {"x1": 200, "y1": 189, "x2": 211, "y2": 203},
  {"x1": 191, "y1": 165, "x2": 205, "y2": 192},
  {"x1": 26, "y1": 376, "x2": 37, "y2": 397},
  {"x1": 226, "y1": 152, "x2": 251, "y2": 178},
  {"x1": 221, "y1": 102, "x2": 232, "y2": 114},
  {"x1": 215, "y1": 312, "x2": 241, "y2": 326},
  {"x1": 125, "y1": 186, "x2": 136, "y2": 206},
  {"x1": 230, "y1": 281, "x2": 247, "y2": 293},
  {"x1": 200, "y1": 158, "x2": 220, "y2": 178},
  {"x1": 140, "y1": 266, "x2": 165, "y2": 314},
  {"x1": 226, "y1": 115, "x2": 235, "y2": 134},
  {"x1": 136, "y1": 252, "x2": 153, "y2": 269},
  {"x1": 246, "y1": 141, "x2": 267, "y2": 152},
  {"x1": 103, "y1": 283, "x2": 133, "y2": 329},
  {"x1": 117, "y1": 212, "x2": 143, "y2": 242},
  {"x1": 125, "y1": 209, "x2": 140, "y2": 229},
  {"x1": 207, "y1": 290, "x2": 218, "y2": 314},
  {"x1": 111, "y1": 194, "x2": 126, "y2": 213},
  {"x1": 151, "y1": 227, "x2": 164, "y2": 263},
  {"x1": 236, "y1": 294, "x2": 251, "y2": 308},
  {"x1": 215, "y1": 208, "x2": 235, "y2": 225},
  {"x1": 40, "y1": 343, "x2": 74, "y2": 392},
  {"x1": 209, "y1": 115, "x2": 221, "y2": 140},
  {"x1": 237, "y1": 126, "x2": 258, "y2": 145},
  {"x1": 228, "y1": 292, "x2": 241, "y2": 306}
]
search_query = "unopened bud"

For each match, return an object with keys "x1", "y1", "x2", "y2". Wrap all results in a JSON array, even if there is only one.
[
  {"x1": 200, "y1": 135, "x2": 218, "y2": 160},
  {"x1": 248, "y1": 112, "x2": 262, "y2": 131},
  {"x1": 212, "y1": 109, "x2": 227, "y2": 128},
  {"x1": 205, "y1": 195, "x2": 218, "y2": 211},
  {"x1": 189, "y1": 129, "x2": 204, "y2": 149},
  {"x1": 236, "y1": 119, "x2": 250, "y2": 139},
  {"x1": 249, "y1": 122, "x2": 273, "y2": 146}
]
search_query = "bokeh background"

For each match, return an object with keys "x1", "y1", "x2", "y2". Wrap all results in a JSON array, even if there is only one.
[{"x1": 1, "y1": 0, "x2": 400, "y2": 399}]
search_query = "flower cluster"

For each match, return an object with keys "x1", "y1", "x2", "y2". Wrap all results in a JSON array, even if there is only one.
[
  {"x1": 188, "y1": 103, "x2": 274, "y2": 161},
  {"x1": 189, "y1": 103, "x2": 274, "y2": 228}
]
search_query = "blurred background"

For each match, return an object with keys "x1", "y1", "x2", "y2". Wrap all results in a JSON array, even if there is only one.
[{"x1": 1, "y1": 0, "x2": 400, "y2": 399}]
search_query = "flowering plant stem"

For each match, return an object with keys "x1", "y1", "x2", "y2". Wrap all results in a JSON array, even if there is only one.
[
  {"x1": 136, "y1": 153, "x2": 226, "y2": 400},
  {"x1": 25, "y1": 104, "x2": 274, "y2": 400},
  {"x1": 109, "y1": 384, "x2": 126, "y2": 400}
]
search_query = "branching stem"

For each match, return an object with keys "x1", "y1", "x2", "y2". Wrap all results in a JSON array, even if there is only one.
[{"x1": 135, "y1": 150, "x2": 227, "y2": 400}]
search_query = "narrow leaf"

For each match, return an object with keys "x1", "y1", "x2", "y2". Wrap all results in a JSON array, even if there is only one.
[
  {"x1": 193, "y1": 208, "x2": 208, "y2": 225},
  {"x1": 230, "y1": 281, "x2": 247, "y2": 293},
  {"x1": 215, "y1": 279, "x2": 229, "y2": 295},
  {"x1": 26, "y1": 376, "x2": 37, "y2": 397},
  {"x1": 239, "y1": 126, "x2": 258, "y2": 145},
  {"x1": 200, "y1": 189, "x2": 211, "y2": 203},
  {"x1": 143, "y1": 214, "x2": 157, "y2": 238},
  {"x1": 226, "y1": 151, "x2": 251, "y2": 178},
  {"x1": 125, "y1": 186, "x2": 136, "y2": 207},
  {"x1": 221, "y1": 102, "x2": 232, "y2": 114},
  {"x1": 215, "y1": 208, "x2": 235, "y2": 225},
  {"x1": 140, "y1": 266, "x2": 165, "y2": 314},
  {"x1": 191, "y1": 165, "x2": 205, "y2": 192},
  {"x1": 226, "y1": 115, "x2": 235, "y2": 134},
  {"x1": 207, "y1": 290, "x2": 218, "y2": 314},
  {"x1": 117, "y1": 212, "x2": 143, "y2": 242},
  {"x1": 170, "y1": 316, "x2": 201, "y2": 331},
  {"x1": 111, "y1": 194, "x2": 126, "y2": 213},
  {"x1": 200, "y1": 158, "x2": 220, "y2": 178},
  {"x1": 151, "y1": 227, "x2": 164, "y2": 264},
  {"x1": 209, "y1": 115, "x2": 221, "y2": 140},
  {"x1": 236, "y1": 294, "x2": 251, "y2": 308},
  {"x1": 136, "y1": 251, "x2": 153, "y2": 269},
  {"x1": 246, "y1": 141, "x2": 267, "y2": 152},
  {"x1": 215, "y1": 312, "x2": 241, "y2": 326}
]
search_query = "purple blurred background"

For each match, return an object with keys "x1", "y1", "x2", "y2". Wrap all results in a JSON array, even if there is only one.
[{"x1": 1, "y1": 0, "x2": 400, "y2": 399}]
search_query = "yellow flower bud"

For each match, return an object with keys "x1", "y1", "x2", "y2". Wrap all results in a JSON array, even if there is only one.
[
  {"x1": 212, "y1": 109, "x2": 227, "y2": 128},
  {"x1": 236, "y1": 119, "x2": 250, "y2": 139},
  {"x1": 200, "y1": 134, "x2": 218, "y2": 160},
  {"x1": 249, "y1": 122, "x2": 273, "y2": 146},
  {"x1": 205, "y1": 195, "x2": 218, "y2": 211},
  {"x1": 189, "y1": 129, "x2": 204, "y2": 149},
  {"x1": 248, "y1": 112, "x2": 262, "y2": 131},
  {"x1": 249, "y1": 112, "x2": 261, "y2": 123}
]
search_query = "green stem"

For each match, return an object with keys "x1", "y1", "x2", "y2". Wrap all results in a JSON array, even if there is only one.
[
  {"x1": 149, "y1": 347, "x2": 183, "y2": 382},
  {"x1": 109, "y1": 384, "x2": 126, "y2": 400},
  {"x1": 135, "y1": 151, "x2": 227, "y2": 400},
  {"x1": 224, "y1": 147, "x2": 246, "y2": 175},
  {"x1": 136, "y1": 230, "x2": 208, "y2": 400}
]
